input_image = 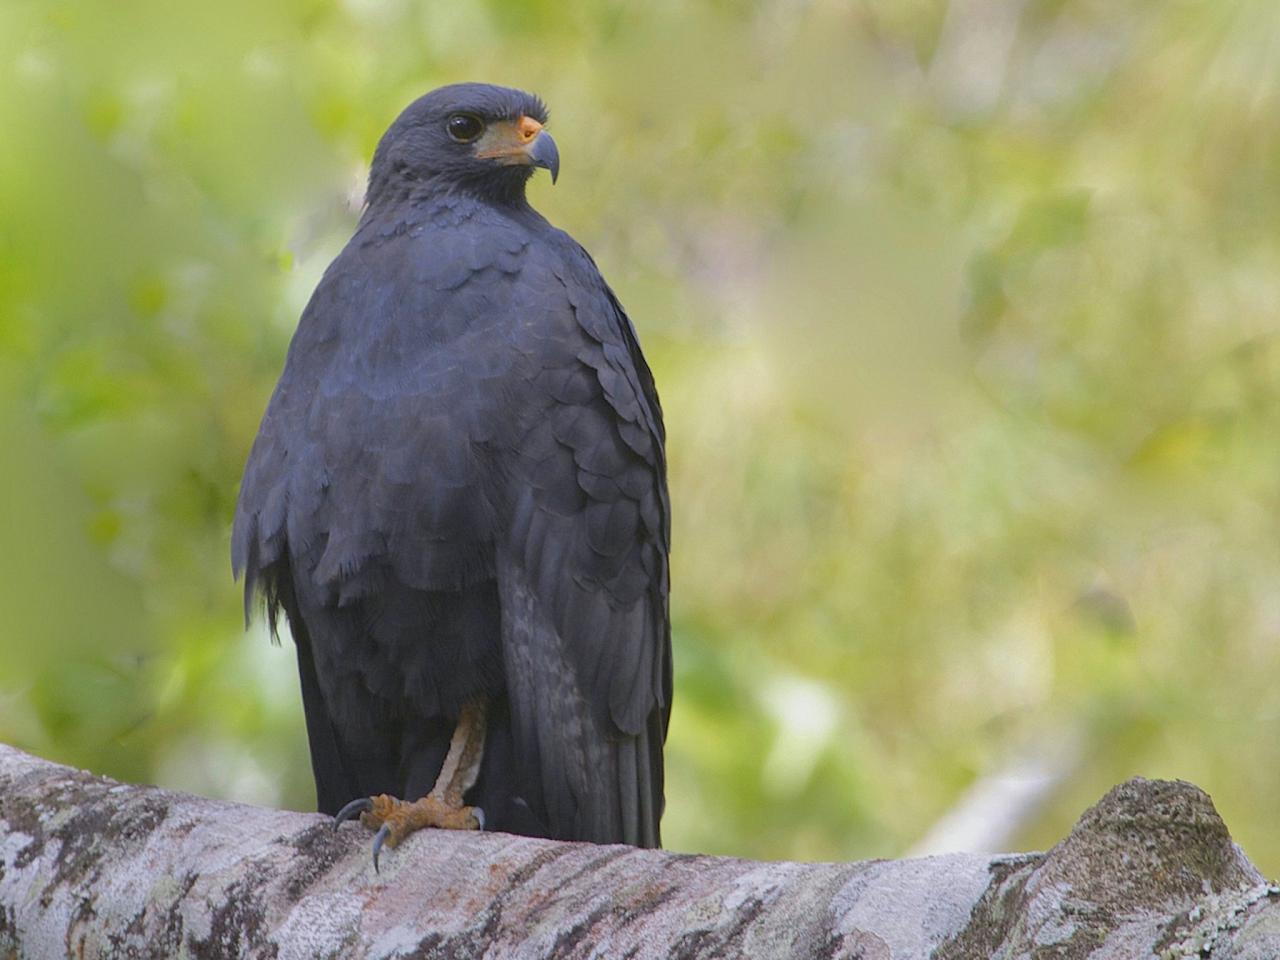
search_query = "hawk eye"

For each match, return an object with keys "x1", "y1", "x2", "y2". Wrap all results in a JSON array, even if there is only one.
[{"x1": 446, "y1": 113, "x2": 484, "y2": 143}]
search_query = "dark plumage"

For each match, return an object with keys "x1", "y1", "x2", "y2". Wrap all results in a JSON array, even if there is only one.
[{"x1": 232, "y1": 83, "x2": 670, "y2": 847}]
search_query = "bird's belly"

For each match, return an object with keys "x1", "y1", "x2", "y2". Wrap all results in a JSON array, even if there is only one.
[
  {"x1": 297, "y1": 564, "x2": 505, "y2": 735},
  {"x1": 284, "y1": 373, "x2": 511, "y2": 733},
  {"x1": 291, "y1": 375, "x2": 507, "y2": 595}
]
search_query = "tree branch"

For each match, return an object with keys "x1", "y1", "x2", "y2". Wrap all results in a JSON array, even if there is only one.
[{"x1": 0, "y1": 743, "x2": 1276, "y2": 958}]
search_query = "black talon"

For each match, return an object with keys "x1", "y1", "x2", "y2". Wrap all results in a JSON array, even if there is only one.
[
  {"x1": 372, "y1": 824, "x2": 391, "y2": 873},
  {"x1": 334, "y1": 797, "x2": 373, "y2": 831}
]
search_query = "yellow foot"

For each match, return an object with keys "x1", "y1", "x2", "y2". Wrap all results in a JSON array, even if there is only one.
[
  {"x1": 363, "y1": 792, "x2": 484, "y2": 839},
  {"x1": 334, "y1": 794, "x2": 484, "y2": 871}
]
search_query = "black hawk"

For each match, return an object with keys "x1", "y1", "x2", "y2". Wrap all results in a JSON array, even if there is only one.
[{"x1": 232, "y1": 83, "x2": 671, "y2": 861}]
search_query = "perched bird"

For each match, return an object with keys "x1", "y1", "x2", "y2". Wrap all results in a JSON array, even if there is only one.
[{"x1": 232, "y1": 83, "x2": 671, "y2": 862}]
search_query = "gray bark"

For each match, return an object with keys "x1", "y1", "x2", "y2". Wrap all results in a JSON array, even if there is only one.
[{"x1": 0, "y1": 743, "x2": 1276, "y2": 959}]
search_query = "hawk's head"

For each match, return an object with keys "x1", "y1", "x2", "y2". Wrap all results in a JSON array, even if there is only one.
[{"x1": 367, "y1": 83, "x2": 559, "y2": 206}]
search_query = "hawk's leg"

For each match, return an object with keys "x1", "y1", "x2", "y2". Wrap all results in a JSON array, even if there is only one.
[{"x1": 334, "y1": 697, "x2": 488, "y2": 870}]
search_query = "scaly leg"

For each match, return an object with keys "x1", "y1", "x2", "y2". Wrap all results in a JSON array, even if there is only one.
[{"x1": 334, "y1": 697, "x2": 488, "y2": 870}]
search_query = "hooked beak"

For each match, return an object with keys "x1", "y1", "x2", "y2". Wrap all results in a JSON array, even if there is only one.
[
  {"x1": 474, "y1": 115, "x2": 560, "y2": 184},
  {"x1": 527, "y1": 130, "x2": 560, "y2": 184}
]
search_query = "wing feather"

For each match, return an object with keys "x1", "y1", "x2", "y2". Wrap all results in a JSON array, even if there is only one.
[{"x1": 495, "y1": 235, "x2": 670, "y2": 843}]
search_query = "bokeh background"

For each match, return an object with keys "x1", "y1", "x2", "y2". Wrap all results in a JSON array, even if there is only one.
[{"x1": 4, "y1": 0, "x2": 1280, "y2": 870}]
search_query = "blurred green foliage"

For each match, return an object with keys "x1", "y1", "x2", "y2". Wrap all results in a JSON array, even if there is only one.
[{"x1": 3, "y1": 0, "x2": 1280, "y2": 870}]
